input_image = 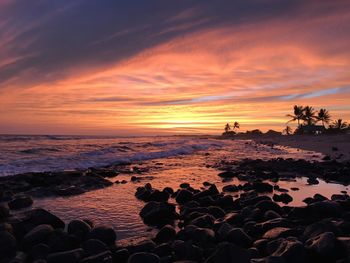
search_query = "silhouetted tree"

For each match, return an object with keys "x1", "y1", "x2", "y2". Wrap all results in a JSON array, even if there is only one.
[
  {"x1": 303, "y1": 106, "x2": 317, "y2": 125},
  {"x1": 233, "y1": 121, "x2": 240, "y2": 131},
  {"x1": 287, "y1": 105, "x2": 304, "y2": 127},
  {"x1": 317, "y1": 108, "x2": 331, "y2": 127},
  {"x1": 224, "y1": 123, "x2": 231, "y2": 133},
  {"x1": 283, "y1": 126, "x2": 293, "y2": 135},
  {"x1": 330, "y1": 119, "x2": 348, "y2": 131}
]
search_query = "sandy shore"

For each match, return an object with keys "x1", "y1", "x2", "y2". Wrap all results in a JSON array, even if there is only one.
[{"x1": 255, "y1": 134, "x2": 350, "y2": 162}]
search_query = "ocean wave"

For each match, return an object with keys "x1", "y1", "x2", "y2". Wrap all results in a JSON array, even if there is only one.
[{"x1": 19, "y1": 147, "x2": 61, "y2": 154}]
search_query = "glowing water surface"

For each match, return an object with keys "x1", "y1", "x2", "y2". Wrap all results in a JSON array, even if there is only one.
[{"x1": 32, "y1": 139, "x2": 348, "y2": 241}]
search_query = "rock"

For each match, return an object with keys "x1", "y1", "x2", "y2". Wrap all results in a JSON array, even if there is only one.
[
  {"x1": 309, "y1": 200, "x2": 343, "y2": 218},
  {"x1": 263, "y1": 227, "x2": 294, "y2": 239},
  {"x1": 272, "y1": 239, "x2": 306, "y2": 263},
  {"x1": 190, "y1": 214, "x2": 215, "y2": 228},
  {"x1": 222, "y1": 185, "x2": 238, "y2": 192},
  {"x1": 22, "y1": 224, "x2": 54, "y2": 251},
  {"x1": 0, "y1": 231, "x2": 17, "y2": 259},
  {"x1": 273, "y1": 193, "x2": 293, "y2": 204},
  {"x1": 252, "y1": 182, "x2": 273, "y2": 193},
  {"x1": 87, "y1": 226, "x2": 116, "y2": 246},
  {"x1": 56, "y1": 186, "x2": 85, "y2": 196},
  {"x1": 176, "y1": 190, "x2": 193, "y2": 205},
  {"x1": 305, "y1": 232, "x2": 336, "y2": 260},
  {"x1": 47, "y1": 248, "x2": 84, "y2": 263},
  {"x1": 290, "y1": 187, "x2": 299, "y2": 191},
  {"x1": 171, "y1": 240, "x2": 202, "y2": 261},
  {"x1": 67, "y1": 220, "x2": 91, "y2": 239},
  {"x1": 180, "y1": 183, "x2": 190, "y2": 189},
  {"x1": 255, "y1": 200, "x2": 282, "y2": 214},
  {"x1": 127, "y1": 252, "x2": 160, "y2": 263},
  {"x1": 226, "y1": 228, "x2": 252, "y2": 248},
  {"x1": 192, "y1": 227, "x2": 216, "y2": 247},
  {"x1": 153, "y1": 243, "x2": 173, "y2": 257},
  {"x1": 30, "y1": 243, "x2": 50, "y2": 260},
  {"x1": 148, "y1": 190, "x2": 170, "y2": 202},
  {"x1": 155, "y1": 225, "x2": 176, "y2": 243},
  {"x1": 205, "y1": 242, "x2": 250, "y2": 263},
  {"x1": 264, "y1": 210, "x2": 281, "y2": 220},
  {"x1": 218, "y1": 171, "x2": 236, "y2": 178},
  {"x1": 208, "y1": 206, "x2": 225, "y2": 219},
  {"x1": 46, "y1": 229, "x2": 80, "y2": 253},
  {"x1": 216, "y1": 222, "x2": 233, "y2": 240},
  {"x1": 80, "y1": 251, "x2": 113, "y2": 263},
  {"x1": 114, "y1": 248, "x2": 129, "y2": 262},
  {"x1": 8, "y1": 196, "x2": 33, "y2": 210},
  {"x1": 0, "y1": 204, "x2": 10, "y2": 219},
  {"x1": 307, "y1": 177, "x2": 319, "y2": 185},
  {"x1": 82, "y1": 239, "x2": 108, "y2": 257},
  {"x1": 302, "y1": 219, "x2": 338, "y2": 240},
  {"x1": 140, "y1": 202, "x2": 178, "y2": 227}
]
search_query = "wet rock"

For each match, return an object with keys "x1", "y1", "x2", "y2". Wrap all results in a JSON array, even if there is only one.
[
  {"x1": 114, "y1": 248, "x2": 129, "y2": 262},
  {"x1": 309, "y1": 200, "x2": 343, "y2": 218},
  {"x1": 305, "y1": 232, "x2": 336, "y2": 260},
  {"x1": 148, "y1": 190, "x2": 170, "y2": 202},
  {"x1": 255, "y1": 200, "x2": 282, "y2": 214},
  {"x1": 46, "y1": 229, "x2": 80, "y2": 253},
  {"x1": 22, "y1": 224, "x2": 54, "y2": 251},
  {"x1": 140, "y1": 202, "x2": 178, "y2": 227},
  {"x1": 205, "y1": 242, "x2": 250, "y2": 263},
  {"x1": 222, "y1": 185, "x2": 238, "y2": 192},
  {"x1": 171, "y1": 240, "x2": 202, "y2": 261},
  {"x1": 153, "y1": 243, "x2": 173, "y2": 257},
  {"x1": 226, "y1": 228, "x2": 252, "y2": 248},
  {"x1": 80, "y1": 251, "x2": 113, "y2": 263},
  {"x1": 87, "y1": 226, "x2": 116, "y2": 246},
  {"x1": 47, "y1": 248, "x2": 84, "y2": 263},
  {"x1": 0, "y1": 204, "x2": 10, "y2": 219},
  {"x1": 82, "y1": 239, "x2": 108, "y2": 257},
  {"x1": 8, "y1": 196, "x2": 33, "y2": 210},
  {"x1": 216, "y1": 222, "x2": 233, "y2": 240},
  {"x1": 192, "y1": 227, "x2": 216, "y2": 247},
  {"x1": 290, "y1": 187, "x2": 299, "y2": 191},
  {"x1": 307, "y1": 177, "x2": 319, "y2": 185},
  {"x1": 264, "y1": 210, "x2": 281, "y2": 220},
  {"x1": 56, "y1": 186, "x2": 85, "y2": 196},
  {"x1": 272, "y1": 239, "x2": 306, "y2": 263},
  {"x1": 176, "y1": 190, "x2": 193, "y2": 205},
  {"x1": 190, "y1": 214, "x2": 215, "y2": 228},
  {"x1": 273, "y1": 193, "x2": 293, "y2": 204},
  {"x1": 252, "y1": 182, "x2": 273, "y2": 193},
  {"x1": 180, "y1": 183, "x2": 190, "y2": 189},
  {"x1": 128, "y1": 252, "x2": 160, "y2": 263},
  {"x1": 263, "y1": 227, "x2": 294, "y2": 239},
  {"x1": 0, "y1": 231, "x2": 17, "y2": 259},
  {"x1": 163, "y1": 187, "x2": 174, "y2": 195},
  {"x1": 218, "y1": 171, "x2": 236, "y2": 178},
  {"x1": 31, "y1": 243, "x2": 50, "y2": 260},
  {"x1": 155, "y1": 225, "x2": 176, "y2": 243},
  {"x1": 207, "y1": 206, "x2": 225, "y2": 219},
  {"x1": 67, "y1": 220, "x2": 91, "y2": 239},
  {"x1": 302, "y1": 219, "x2": 338, "y2": 240}
]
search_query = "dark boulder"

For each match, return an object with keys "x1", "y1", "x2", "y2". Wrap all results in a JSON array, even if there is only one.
[
  {"x1": 87, "y1": 226, "x2": 116, "y2": 246},
  {"x1": 218, "y1": 171, "x2": 236, "y2": 178},
  {"x1": 140, "y1": 202, "x2": 178, "y2": 227},
  {"x1": 226, "y1": 228, "x2": 252, "y2": 248},
  {"x1": 155, "y1": 225, "x2": 176, "y2": 243},
  {"x1": 222, "y1": 185, "x2": 238, "y2": 192},
  {"x1": 273, "y1": 193, "x2": 293, "y2": 204},
  {"x1": 272, "y1": 239, "x2": 306, "y2": 263},
  {"x1": 8, "y1": 196, "x2": 33, "y2": 210},
  {"x1": 30, "y1": 243, "x2": 50, "y2": 260},
  {"x1": 47, "y1": 248, "x2": 84, "y2": 263},
  {"x1": 80, "y1": 251, "x2": 113, "y2": 263},
  {"x1": 0, "y1": 204, "x2": 10, "y2": 220},
  {"x1": 252, "y1": 182, "x2": 273, "y2": 193},
  {"x1": 204, "y1": 242, "x2": 250, "y2": 263},
  {"x1": 176, "y1": 190, "x2": 193, "y2": 205},
  {"x1": 0, "y1": 231, "x2": 17, "y2": 259},
  {"x1": 22, "y1": 224, "x2": 54, "y2": 251},
  {"x1": 127, "y1": 252, "x2": 160, "y2": 263},
  {"x1": 305, "y1": 232, "x2": 336, "y2": 261},
  {"x1": 67, "y1": 220, "x2": 91, "y2": 239},
  {"x1": 309, "y1": 200, "x2": 343, "y2": 218},
  {"x1": 82, "y1": 239, "x2": 108, "y2": 257}
]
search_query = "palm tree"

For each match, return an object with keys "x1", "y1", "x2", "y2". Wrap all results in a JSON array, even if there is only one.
[
  {"x1": 330, "y1": 119, "x2": 348, "y2": 130},
  {"x1": 232, "y1": 121, "x2": 240, "y2": 131},
  {"x1": 303, "y1": 106, "x2": 317, "y2": 126},
  {"x1": 224, "y1": 123, "x2": 231, "y2": 133},
  {"x1": 283, "y1": 126, "x2": 293, "y2": 135},
  {"x1": 317, "y1": 108, "x2": 331, "y2": 127},
  {"x1": 287, "y1": 105, "x2": 304, "y2": 127}
]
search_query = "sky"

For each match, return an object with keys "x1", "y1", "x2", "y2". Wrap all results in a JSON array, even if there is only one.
[{"x1": 0, "y1": 0, "x2": 350, "y2": 135}]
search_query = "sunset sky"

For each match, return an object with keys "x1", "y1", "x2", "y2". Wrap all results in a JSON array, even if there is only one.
[{"x1": 0, "y1": 0, "x2": 350, "y2": 135}]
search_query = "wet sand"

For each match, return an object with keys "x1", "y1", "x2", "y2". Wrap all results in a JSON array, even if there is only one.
[{"x1": 255, "y1": 134, "x2": 350, "y2": 162}]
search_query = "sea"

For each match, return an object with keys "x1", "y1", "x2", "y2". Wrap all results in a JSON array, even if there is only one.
[{"x1": 0, "y1": 134, "x2": 347, "y2": 240}]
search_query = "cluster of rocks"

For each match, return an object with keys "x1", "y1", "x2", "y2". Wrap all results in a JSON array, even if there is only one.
[
  {"x1": 214, "y1": 158, "x2": 350, "y2": 185},
  {"x1": 135, "y1": 181, "x2": 350, "y2": 262},
  {"x1": 0, "y1": 169, "x2": 116, "y2": 199}
]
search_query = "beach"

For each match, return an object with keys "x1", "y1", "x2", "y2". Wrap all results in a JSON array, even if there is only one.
[{"x1": 1, "y1": 135, "x2": 350, "y2": 262}]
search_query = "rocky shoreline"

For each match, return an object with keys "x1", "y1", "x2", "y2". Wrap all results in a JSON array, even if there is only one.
[{"x1": 1, "y1": 158, "x2": 350, "y2": 262}]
